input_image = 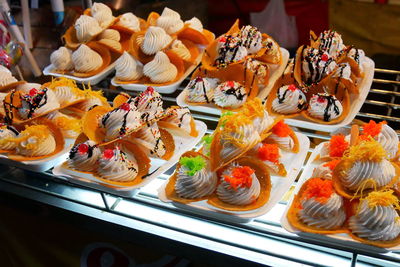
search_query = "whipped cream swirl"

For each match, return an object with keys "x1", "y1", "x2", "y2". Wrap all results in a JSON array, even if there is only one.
[
  {"x1": 131, "y1": 123, "x2": 166, "y2": 158},
  {"x1": 72, "y1": 44, "x2": 103, "y2": 73},
  {"x1": 215, "y1": 35, "x2": 247, "y2": 68},
  {"x1": 143, "y1": 51, "x2": 177, "y2": 83},
  {"x1": 185, "y1": 76, "x2": 216, "y2": 103},
  {"x1": 175, "y1": 164, "x2": 217, "y2": 199},
  {"x1": 163, "y1": 107, "x2": 192, "y2": 134},
  {"x1": 302, "y1": 48, "x2": 337, "y2": 84},
  {"x1": 307, "y1": 93, "x2": 343, "y2": 122},
  {"x1": 68, "y1": 141, "x2": 101, "y2": 172},
  {"x1": 98, "y1": 29, "x2": 120, "y2": 41},
  {"x1": 74, "y1": 15, "x2": 102, "y2": 43},
  {"x1": 115, "y1": 51, "x2": 143, "y2": 81},
  {"x1": 156, "y1": 7, "x2": 184, "y2": 34},
  {"x1": 50, "y1": 47, "x2": 74, "y2": 71},
  {"x1": 239, "y1": 25, "x2": 262, "y2": 54},
  {"x1": 18, "y1": 88, "x2": 60, "y2": 119},
  {"x1": 97, "y1": 147, "x2": 138, "y2": 182},
  {"x1": 184, "y1": 17, "x2": 203, "y2": 32},
  {"x1": 272, "y1": 85, "x2": 307, "y2": 114},
  {"x1": 0, "y1": 125, "x2": 19, "y2": 150},
  {"x1": 214, "y1": 81, "x2": 247, "y2": 108},
  {"x1": 140, "y1": 26, "x2": 172, "y2": 55},
  {"x1": 374, "y1": 124, "x2": 399, "y2": 159},
  {"x1": 117, "y1": 12, "x2": 141, "y2": 32},
  {"x1": 91, "y1": 2, "x2": 114, "y2": 28},
  {"x1": 170, "y1": 40, "x2": 191, "y2": 60}
]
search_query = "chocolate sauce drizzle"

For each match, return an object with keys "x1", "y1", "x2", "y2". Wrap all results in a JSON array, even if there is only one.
[
  {"x1": 277, "y1": 87, "x2": 306, "y2": 110},
  {"x1": 320, "y1": 94, "x2": 340, "y2": 122},
  {"x1": 304, "y1": 50, "x2": 334, "y2": 85},
  {"x1": 319, "y1": 31, "x2": 335, "y2": 52},
  {"x1": 69, "y1": 143, "x2": 96, "y2": 160},
  {"x1": 214, "y1": 35, "x2": 242, "y2": 68},
  {"x1": 224, "y1": 85, "x2": 246, "y2": 101}
]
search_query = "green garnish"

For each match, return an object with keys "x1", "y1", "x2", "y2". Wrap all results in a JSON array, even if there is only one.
[
  {"x1": 219, "y1": 111, "x2": 234, "y2": 128},
  {"x1": 201, "y1": 135, "x2": 213, "y2": 156},
  {"x1": 179, "y1": 156, "x2": 206, "y2": 176}
]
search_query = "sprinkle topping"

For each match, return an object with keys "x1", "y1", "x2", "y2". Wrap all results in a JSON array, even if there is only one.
[
  {"x1": 223, "y1": 166, "x2": 254, "y2": 190},
  {"x1": 329, "y1": 135, "x2": 349, "y2": 157},
  {"x1": 258, "y1": 143, "x2": 279, "y2": 163},
  {"x1": 301, "y1": 178, "x2": 334, "y2": 204}
]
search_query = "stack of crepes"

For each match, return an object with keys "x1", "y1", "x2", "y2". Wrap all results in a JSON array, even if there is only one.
[
  {"x1": 66, "y1": 86, "x2": 199, "y2": 187},
  {"x1": 165, "y1": 98, "x2": 300, "y2": 211},
  {"x1": 114, "y1": 7, "x2": 214, "y2": 85},
  {"x1": 287, "y1": 120, "x2": 400, "y2": 248},
  {"x1": 266, "y1": 30, "x2": 366, "y2": 124},
  {"x1": 183, "y1": 20, "x2": 282, "y2": 110},
  {"x1": 0, "y1": 77, "x2": 110, "y2": 139}
]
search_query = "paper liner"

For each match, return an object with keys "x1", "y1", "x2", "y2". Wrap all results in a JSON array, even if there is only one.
[
  {"x1": 332, "y1": 160, "x2": 400, "y2": 199},
  {"x1": 256, "y1": 33, "x2": 282, "y2": 65},
  {"x1": 72, "y1": 41, "x2": 112, "y2": 78},
  {"x1": 264, "y1": 78, "x2": 302, "y2": 119},
  {"x1": 146, "y1": 12, "x2": 160, "y2": 26},
  {"x1": 301, "y1": 90, "x2": 350, "y2": 125},
  {"x1": 0, "y1": 81, "x2": 26, "y2": 92},
  {"x1": 286, "y1": 178, "x2": 349, "y2": 234},
  {"x1": 6, "y1": 118, "x2": 65, "y2": 161},
  {"x1": 110, "y1": 17, "x2": 148, "y2": 34},
  {"x1": 165, "y1": 151, "x2": 214, "y2": 204},
  {"x1": 177, "y1": 25, "x2": 214, "y2": 45},
  {"x1": 206, "y1": 156, "x2": 271, "y2": 211},
  {"x1": 81, "y1": 105, "x2": 112, "y2": 144}
]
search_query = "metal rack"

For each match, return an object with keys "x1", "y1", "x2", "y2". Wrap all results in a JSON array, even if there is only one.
[{"x1": 0, "y1": 68, "x2": 399, "y2": 266}]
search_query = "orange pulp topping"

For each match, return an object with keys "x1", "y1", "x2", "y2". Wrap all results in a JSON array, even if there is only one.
[
  {"x1": 362, "y1": 120, "x2": 386, "y2": 138},
  {"x1": 258, "y1": 143, "x2": 279, "y2": 163},
  {"x1": 301, "y1": 178, "x2": 334, "y2": 204},
  {"x1": 223, "y1": 166, "x2": 255, "y2": 190},
  {"x1": 329, "y1": 135, "x2": 349, "y2": 157},
  {"x1": 271, "y1": 120, "x2": 291, "y2": 137},
  {"x1": 323, "y1": 159, "x2": 341, "y2": 171}
]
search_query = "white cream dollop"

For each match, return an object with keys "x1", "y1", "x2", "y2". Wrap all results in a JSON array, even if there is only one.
[
  {"x1": 16, "y1": 130, "x2": 56, "y2": 157},
  {"x1": 98, "y1": 29, "x2": 120, "y2": 41},
  {"x1": 184, "y1": 17, "x2": 203, "y2": 32},
  {"x1": 143, "y1": 51, "x2": 177, "y2": 83},
  {"x1": 170, "y1": 39, "x2": 191, "y2": 61},
  {"x1": 215, "y1": 35, "x2": 247, "y2": 67},
  {"x1": 307, "y1": 94, "x2": 343, "y2": 122},
  {"x1": 272, "y1": 85, "x2": 307, "y2": 114},
  {"x1": 317, "y1": 30, "x2": 346, "y2": 59},
  {"x1": 74, "y1": 15, "x2": 103, "y2": 43},
  {"x1": 239, "y1": 25, "x2": 262, "y2": 54},
  {"x1": 72, "y1": 44, "x2": 103, "y2": 73},
  {"x1": 163, "y1": 107, "x2": 193, "y2": 134},
  {"x1": 266, "y1": 133, "x2": 295, "y2": 151},
  {"x1": 374, "y1": 124, "x2": 399, "y2": 159},
  {"x1": 185, "y1": 76, "x2": 216, "y2": 103},
  {"x1": 0, "y1": 125, "x2": 19, "y2": 150},
  {"x1": 214, "y1": 81, "x2": 247, "y2": 108},
  {"x1": 156, "y1": 7, "x2": 184, "y2": 34},
  {"x1": 91, "y1": 2, "x2": 115, "y2": 28},
  {"x1": 68, "y1": 140, "x2": 101, "y2": 172},
  {"x1": 140, "y1": 26, "x2": 172, "y2": 55},
  {"x1": 134, "y1": 87, "x2": 164, "y2": 122},
  {"x1": 115, "y1": 51, "x2": 143, "y2": 81},
  {"x1": 311, "y1": 162, "x2": 334, "y2": 180},
  {"x1": 117, "y1": 12, "x2": 140, "y2": 32},
  {"x1": 50, "y1": 47, "x2": 74, "y2": 71},
  {"x1": 97, "y1": 147, "x2": 138, "y2": 182},
  {"x1": 302, "y1": 48, "x2": 337, "y2": 84},
  {"x1": 18, "y1": 88, "x2": 60, "y2": 119}
]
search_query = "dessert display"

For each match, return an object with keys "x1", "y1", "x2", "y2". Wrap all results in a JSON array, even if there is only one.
[
  {"x1": 113, "y1": 7, "x2": 214, "y2": 88},
  {"x1": 162, "y1": 97, "x2": 309, "y2": 215},
  {"x1": 285, "y1": 121, "x2": 400, "y2": 248},
  {"x1": 266, "y1": 30, "x2": 369, "y2": 124},
  {"x1": 180, "y1": 20, "x2": 286, "y2": 111}
]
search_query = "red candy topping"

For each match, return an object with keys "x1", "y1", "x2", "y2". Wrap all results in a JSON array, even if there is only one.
[
  {"x1": 103, "y1": 149, "x2": 114, "y2": 159},
  {"x1": 301, "y1": 178, "x2": 334, "y2": 204},
  {"x1": 321, "y1": 54, "x2": 329, "y2": 62},
  {"x1": 288, "y1": 84, "x2": 297, "y2": 91},
  {"x1": 317, "y1": 95, "x2": 326, "y2": 103},
  {"x1": 258, "y1": 143, "x2": 279, "y2": 163},
  {"x1": 195, "y1": 76, "x2": 203, "y2": 82},
  {"x1": 226, "y1": 81, "x2": 235, "y2": 88},
  {"x1": 223, "y1": 166, "x2": 254, "y2": 190},
  {"x1": 147, "y1": 86, "x2": 154, "y2": 94},
  {"x1": 219, "y1": 36, "x2": 227, "y2": 43},
  {"x1": 78, "y1": 143, "x2": 89, "y2": 154},
  {"x1": 120, "y1": 102, "x2": 130, "y2": 111},
  {"x1": 29, "y1": 88, "x2": 38, "y2": 96},
  {"x1": 328, "y1": 135, "x2": 349, "y2": 157}
]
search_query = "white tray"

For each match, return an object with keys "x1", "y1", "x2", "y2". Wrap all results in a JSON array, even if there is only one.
[
  {"x1": 0, "y1": 138, "x2": 75, "y2": 172},
  {"x1": 52, "y1": 120, "x2": 207, "y2": 197},
  {"x1": 43, "y1": 63, "x2": 116, "y2": 85},
  {"x1": 280, "y1": 141, "x2": 398, "y2": 253},
  {"x1": 158, "y1": 132, "x2": 310, "y2": 223},
  {"x1": 110, "y1": 50, "x2": 204, "y2": 94},
  {"x1": 176, "y1": 47, "x2": 289, "y2": 115},
  {"x1": 284, "y1": 57, "x2": 375, "y2": 132}
]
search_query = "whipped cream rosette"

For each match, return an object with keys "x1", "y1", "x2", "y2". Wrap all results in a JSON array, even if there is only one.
[
  {"x1": 360, "y1": 121, "x2": 399, "y2": 160},
  {"x1": 311, "y1": 160, "x2": 341, "y2": 180},
  {"x1": 112, "y1": 12, "x2": 145, "y2": 34},
  {"x1": 68, "y1": 140, "x2": 101, "y2": 172},
  {"x1": 177, "y1": 17, "x2": 215, "y2": 46},
  {"x1": 133, "y1": 86, "x2": 164, "y2": 122},
  {"x1": 3, "y1": 88, "x2": 62, "y2": 124},
  {"x1": 248, "y1": 143, "x2": 287, "y2": 176},
  {"x1": 333, "y1": 139, "x2": 400, "y2": 199},
  {"x1": 0, "y1": 124, "x2": 19, "y2": 151},
  {"x1": 139, "y1": 26, "x2": 172, "y2": 56},
  {"x1": 209, "y1": 111, "x2": 260, "y2": 171},
  {"x1": 207, "y1": 156, "x2": 271, "y2": 211},
  {"x1": 310, "y1": 30, "x2": 347, "y2": 59},
  {"x1": 50, "y1": 47, "x2": 74, "y2": 72},
  {"x1": 348, "y1": 190, "x2": 400, "y2": 247},
  {"x1": 213, "y1": 81, "x2": 248, "y2": 109},
  {"x1": 42, "y1": 77, "x2": 85, "y2": 107},
  {"x1": 156, "y1": 7, "x2": 184, "y2": 35},
  {"x1": 74, "y1": 15, "x2": 103, "y2": 44},
  {"x1": 71, "y1": 43, "x2": 111, "y2": 77},
  {"x1": 88, "y1": 3, "x2": 115, "y2": 29},
  {"x1": 287, "y1": 177, "x2": 348, "y2": 234},
  {"x1": 114, "y1": 51, "x2": 144, "y2": 82},
  {"x1": 184, "y1": 76, "x2": 217, "y2": 104},
  {"x1": 128, "y1": 122, "x2": 175, "y2": 160},
  {"x1": 266, "y1": 84, "x2": 307, "y2": 117},
  {"x1": 158, "y1": 106, "x2": 198, "y2": 138},
  {"x1": 0, "y1": 69, "x2": 25, "y2": 92},
  {"x1": 303, "y1": 93, "x2": 349, "y2": 124},
  {"x1": 265, "y1": 120, "x2": 299, "y2": 152},
  {"x1": 143, "y1": 51, "x2": 179, "y2": 84},
  {"x1": 0, "y1": 119, "x2": 65, "y2": 161},
  {"x1": 165, "y1": 151, "x2": 218, "y2": 203}
]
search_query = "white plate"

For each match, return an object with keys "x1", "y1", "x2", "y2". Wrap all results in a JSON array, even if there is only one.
[
  {"x1": 110, "y1": 50, "x2": 204, "y2": 94},
  {"x1": 280, "y1": 141, "x2": 397, "y2": 253},
  {"x1": 0, "y1": 138, "x2": 75, "y2": 172},
  {"x1": 158, "y1": 132, "x2": 310, "y2": 223},
  {"x1": 176, "y1": 47, "x2": 289, "y2": 115},
  {"x1": 284, "y1": 57, "x2": 375, "y2": 132},
  {"x1": 43, "y1": 63, "x2": 116, "y2": 85},
  {"x1": 52, "y1": 120, "x2": 207, "y2": 197}
]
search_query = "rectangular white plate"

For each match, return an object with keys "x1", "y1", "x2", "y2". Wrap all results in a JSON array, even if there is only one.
[
  {"x1": 158, "y1": 132, "x2": 310, "y2": 223},
  {"x1": 43, "y1": 63, "x2": 116, "y2": 85},
  {"x1": 280, "y1": 141, "x2": 398, "y2": 253},
  {"x1": 176, "y1": 47, "x2": 289, "y2": 115},
  {"x1": 52, "y1": 120, "x2": 207, "y2": 197},
  {"x1": 0, "y1": 138, "x2": 75, "y2": 172},
  {"x1": 110, "y1": 49, "x2": 204, "y2": 94},
  {"x1": 284, "y1": 57, "x2": 375, "y2": 132}
]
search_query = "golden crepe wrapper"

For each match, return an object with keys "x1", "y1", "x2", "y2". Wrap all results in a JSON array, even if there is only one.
[
  {"x1": 81, "y1": 105, "x2": 112, "y2": 144},
  {"x1": 158, "y1": 106, "x2": 198, "y2": 138},
  {"x1": 0, "y1": 81, "x2": 26, "y2": 92},
  {"x1": 332, "y1": 159, "x2": 400, "y2": 199},
  {"x1": 287, "y1": 178, "x2": 349, "y2": 234},
  {"x1": 146, "y1": 12, "x2": 160, "y2": 26},
  {"x1": 207, "y1": 156, "x2": 271, "y2": 211},
  {"x1": 165, "y1": 151, "x2": 214, "y2": 204},
  {"x1": 177, "y1": 24, "x2": 215, "y2": 45},
  {"x1": 256, "y1": 33, "x2": 282, "y2": 65}
]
